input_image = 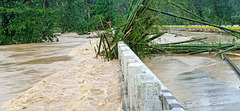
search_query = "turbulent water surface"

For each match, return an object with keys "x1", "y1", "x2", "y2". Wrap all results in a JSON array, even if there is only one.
[
  {"x1": 0, "y1": 33, "x2": 89, "y2": 108},
  {"x1": 1, "y1": 31, "x2": 240, "y2": 110}
]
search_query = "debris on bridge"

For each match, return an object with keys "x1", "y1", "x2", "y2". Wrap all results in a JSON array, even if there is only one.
[
  {"x1": 96, "y1": 0, "x2": 240, "y2": 59},
  {"x1": 154, "y1": 39, "x2": 240, "y2": 55}
]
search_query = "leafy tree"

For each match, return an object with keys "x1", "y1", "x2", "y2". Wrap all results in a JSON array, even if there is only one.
[
  {"x1": 0, "y1": 1, "x2": 58, "y2": 45},
  {"x1": 161, "y1": 0, "x2": 240, "y2": 25}
]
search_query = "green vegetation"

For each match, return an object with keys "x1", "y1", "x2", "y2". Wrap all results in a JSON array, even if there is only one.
[
  {"x1": 96, "y1": 0, "x2": 165, "y2": 60},
  {"x1": 161, "y1": 0, "x2": 240, "y2": 25},
  {"x1": 147, "y1": 0, "x2": 240, "y2": 55},
  {"x1": 96, "y1": 0, "x2": 240, "y2": 60},
  {"x1": 1, "y1": 0, "x2": 240, "y2": 58},
  {"x1": 0, "y1": 1, "x2": 58, "y2": 45},
  {"x1": 0, "y1": 0, "x2": 129, "y2": 45}
]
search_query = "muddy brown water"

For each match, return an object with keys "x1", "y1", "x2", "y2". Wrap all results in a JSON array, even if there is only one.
[
  {"x1": 143, "y1": 31, "x2": 240, "y2": 111},
  {"x1": 1, "y1": 31, "x2": 240, "y2": 110},
  {"x1": 0, "y1": 33, "x2": 90, "y2": 109}
]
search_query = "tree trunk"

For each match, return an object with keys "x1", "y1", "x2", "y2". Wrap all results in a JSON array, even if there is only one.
[
  {"x1": 43, "y1": 0, "x2": 46, "y2": 8},
  {"x1": 109, "y1": 0, "x2": 112, "y2": 27},
  {"x1": 88, "y1": 11, "x2": 91, "y2": 19}
]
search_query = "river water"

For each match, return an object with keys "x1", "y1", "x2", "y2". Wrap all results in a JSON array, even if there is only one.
[
  {"x1": 0, "y1": 33, "x2": 90, "y2": 108},
  {"x1": 1, "y1": 31, "x2": 240, "y2": 110},
  {"x1": 143, "y1": 31, "x2": 240, "y2": 111}
]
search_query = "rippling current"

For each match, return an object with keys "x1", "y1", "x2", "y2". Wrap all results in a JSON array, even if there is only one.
[{"x1": 0, "y1": 33, "x2": 90, "y2": 108}]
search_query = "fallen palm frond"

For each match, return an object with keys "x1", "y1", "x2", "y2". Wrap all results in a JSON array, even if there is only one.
[
  {"x1": 143, "y1": 3, "x2": 240, "y2": 55},
  {"x1": 153, "y1": 38, "x2": 240, "y2": 55},
  {"x1": 160, "y1": 37, "x2": 207, "y2": 45},
  {"x1": 96, "y1": 1, "x2": 240, "y2": 60},
  {"x1": 96, "y1": 0, "x2": 165, "y2": 60},
  {"x1": 146, "y1": 6, "x2": 240, "y2": 38}
]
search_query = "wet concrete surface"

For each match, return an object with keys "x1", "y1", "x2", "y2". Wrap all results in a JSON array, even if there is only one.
[
  {"x1": 0, "y1": 33, "x2": 90, "y2": 108},
  {"x1": 142, "y1": 55, "x2": 240, "y2": 111}
]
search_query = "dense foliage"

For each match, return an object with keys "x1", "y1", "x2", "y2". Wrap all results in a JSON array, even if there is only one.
[
  {"x1": 0, "y1": 0, "x2": 129, "y2": 45},
  {"x1": 162, "y1": 0, "x2": 240, "y2": 25},
  {"x1": 96, "y1": 0, "x2": 166, "y2": 60},
  {"x1": 1, "y1": 0, "x2": 240, "y2": 45},
  {"x1": 0, "y1": 1, "x2": 58, "y2": 45},
  {"x1": 97, "y1": 0, "x2": 240, "y2": 60}
]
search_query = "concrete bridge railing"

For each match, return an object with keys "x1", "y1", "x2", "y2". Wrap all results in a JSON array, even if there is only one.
[{"x1": 118, "y1": 41, "x2": 184, "y2": 111}]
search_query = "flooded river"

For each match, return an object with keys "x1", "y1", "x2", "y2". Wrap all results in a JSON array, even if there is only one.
[
  {"x1": 143, "y1": 31, "x2": 240, "y2": 111},
  {"x1": 1, "y1": 30, "x2": 240, "y2": 110},
  {"x1": 0, "y1": 33, "x2": 90, "y2": 108}
]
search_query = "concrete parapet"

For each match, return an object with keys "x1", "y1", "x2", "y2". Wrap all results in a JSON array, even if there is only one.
[
  {"x1": 118, "y1": 42, "x2": 184, "y2": 111},
  {"x1": 137, "y1": 81, "x2": 162, "y2": 111}
]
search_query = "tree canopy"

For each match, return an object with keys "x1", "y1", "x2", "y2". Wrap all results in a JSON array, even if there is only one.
[{"x1": 0, "y1": 0, "x2": 240, "y2": 45}]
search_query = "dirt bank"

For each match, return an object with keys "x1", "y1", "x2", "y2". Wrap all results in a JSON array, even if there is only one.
[{"x1": 2, "y1": 34, "x2": 122, "y2": 111}]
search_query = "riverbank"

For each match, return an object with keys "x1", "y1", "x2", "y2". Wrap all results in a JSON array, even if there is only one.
[{"x1": 2, "y1": 33, "x2": 122, "y2": 111}]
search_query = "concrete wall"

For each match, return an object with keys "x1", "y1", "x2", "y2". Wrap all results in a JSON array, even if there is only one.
[{"x1": 118, "y1": 41, "x2": 184, "y2": 111}]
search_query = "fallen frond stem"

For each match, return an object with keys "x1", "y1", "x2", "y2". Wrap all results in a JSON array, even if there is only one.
[
  {"x1": 160, "y1": 37, "x2": 207, "y2": 45},
  {"x1": 102, "y1": 35, "x2": 109, "y2": 59},
  {"x1": 160, "y1": 44, "x2": 234, "y2": 48},
  {"x1": 124, "y1": 0, "x2": 150, "y2": 35},
  {"x1": 154, "y1": 42, "x2": 239, "y2": 55},
  {"x1": 146, "y1": 32, "x2": 166, "y2": 42},
  {"x1": 103, "y1": 33, "x2": 112, "y2": 58},
  {"x1": 99, "y1": 16, "x2": 105, "y2": 30},
  {"x1": 97, "y1": 35, "x2": 103, "y2": 56},
  {"x1": 124, "y1": 27, "x2": 133, "y2": 39},
  {"x1": 189, "y1": 44, "x2": 236, "y2": 55},
  {"x1": 124, "y1": 0, "x2": 145, "y2": 33},
  {"x1": 169, "y1": 1, "x2": 209, "y2": 23},
  {"x1": 216, "y1": 46, "x2": 238, "y2": 55},
  {"x1": 188, "y1": 49, "x2": 210, "y2": 55},
  {"x1": 103, "y1": 34, "x2": 111, "y2": 52}
]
